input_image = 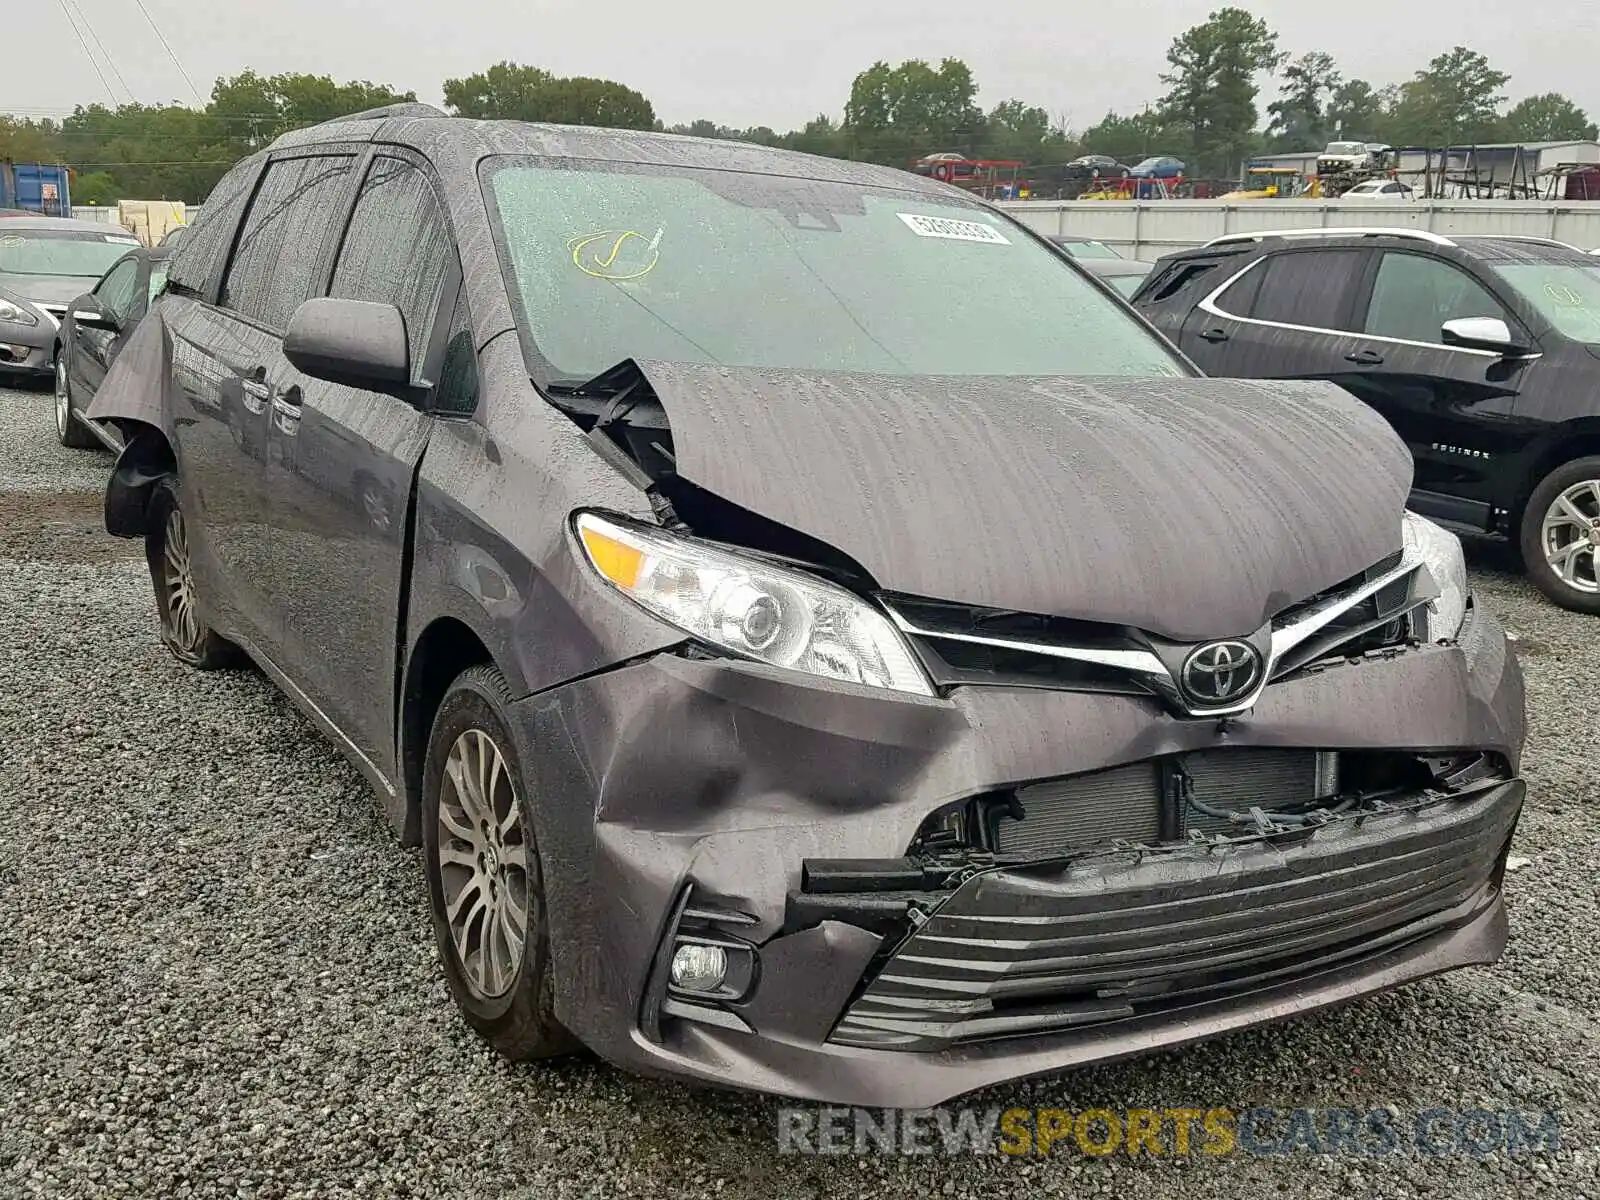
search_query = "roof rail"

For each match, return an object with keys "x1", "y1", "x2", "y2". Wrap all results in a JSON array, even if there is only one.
[
  {"x1": 1452, "y1": 234, "x2": 1583, "y2": 251},
  {"x1": 330, "y1": 102, "x2": 448, "y2": 123},
  {"x1": 1203, "y1": 227, "x2": 1455, "y2": 248}
]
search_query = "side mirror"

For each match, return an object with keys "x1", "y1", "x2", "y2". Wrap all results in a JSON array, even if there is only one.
[
  {"x1": 70, "y1": 296, "x2": 119, "y2": 331},
  {"x1": 1440, "y1": 316, "x2": 1528, "y2": 356},
  {"x1": 284, "y1": 297, "x2": 410, "y2": 392}
]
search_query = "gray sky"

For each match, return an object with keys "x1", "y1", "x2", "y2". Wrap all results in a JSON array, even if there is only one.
[{"x1": 8, "y1": 0, "x2": 1599, "y2": 134}]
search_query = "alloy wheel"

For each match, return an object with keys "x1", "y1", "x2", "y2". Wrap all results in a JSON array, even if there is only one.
[
  {"x1": 54, "y1": 359, "x2": 69, "y2": 439},
  {"x1": 1540, "y1": 480, "x2": 1600, "y2": 595},
  {"x1": 435, "y1": 728, "x2": 530, "y2": 999},
  {"x1": 162, "y1": 506, "x2": 203, "y2": 652}
]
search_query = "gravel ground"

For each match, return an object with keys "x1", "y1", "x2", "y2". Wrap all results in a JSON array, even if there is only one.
[{"x1": 1, "y1": 380, "x2": 1598, "y2": 1199}]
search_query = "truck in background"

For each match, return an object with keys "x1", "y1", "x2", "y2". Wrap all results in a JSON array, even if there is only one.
[{"x1": 0, "y1": 162, "x2": 72, "y2": 216}]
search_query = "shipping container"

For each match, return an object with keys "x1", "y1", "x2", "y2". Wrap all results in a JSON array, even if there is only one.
[{"x1": 0, "y1": 162, "x2": 73, "y2": 216}]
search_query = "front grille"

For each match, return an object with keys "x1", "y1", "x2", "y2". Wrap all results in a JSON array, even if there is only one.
[
  {"x1": 829, "y1": 781, "x2": 1518, "y2": 1050},
  {"x1": 883, "y1": 548, "x2": 1425, "y2": 712},
  {"x1": 995, "y1": 748, "x2": 1337, "y2": 856}
]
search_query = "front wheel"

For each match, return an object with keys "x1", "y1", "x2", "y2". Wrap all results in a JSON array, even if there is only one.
[
  {"x1": 54, "y1": 354, "x2": 98, "y2": 449},
  {"x1": 1519, "y1": 457, "x2": 1600, "y2": 614},
  {"x1": 422, "y1": 664, "x2": 576, "y2": 1061},
  {"x1": 144, "y1": 478, "x2": 242, "y2": 668}
]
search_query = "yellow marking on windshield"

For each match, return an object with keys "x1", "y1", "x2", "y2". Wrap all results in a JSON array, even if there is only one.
[{"x1": 568, "y1": 229, "x2": 662, "y2": 280}]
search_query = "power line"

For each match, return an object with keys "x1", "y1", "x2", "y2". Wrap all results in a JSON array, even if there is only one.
[
  {"x1": 62, "y1": 0, "x2": 137, "y2": 105},
  {"x1": 128, "y1": 0, "x2": 205, "y2": 106},
  {"x1": 49, "y1": 0, "x2": 116, "y2": 105}
]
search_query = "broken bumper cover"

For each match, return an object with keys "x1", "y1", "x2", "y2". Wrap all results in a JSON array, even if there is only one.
[{"x1": 509, "y1": 605, "x2": 1524, "y2": 1108}]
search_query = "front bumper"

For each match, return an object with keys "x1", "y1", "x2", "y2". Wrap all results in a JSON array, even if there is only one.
[
  {"x1": 0, "y1": 319, "x2": 56, "y2": 375},
  {"x1": 507, "y1": 604, "x2": 1525, "y2": 1108}
]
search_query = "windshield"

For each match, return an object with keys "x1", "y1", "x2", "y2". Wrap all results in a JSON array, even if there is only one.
[
  {"x1": 1326, "y1": 142, "x2": 1364, "y2": 155},
  {"x1": 1494, "y1": 261, "x2": 1600, "y2": 344},
  {"x1": 0, "y1": 229, "x2": 141, "y2": 277},
  {"x1": 485, "y1": 158, "x2": 1185, "y2": 381},
  {"x1": 1107, "y1": 273, "x2": 1148, "y2": 297}
]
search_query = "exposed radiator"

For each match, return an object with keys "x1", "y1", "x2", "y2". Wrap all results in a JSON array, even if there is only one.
[{"x1": 996, "y1": 749, "x2": 1339, "y2": 856}]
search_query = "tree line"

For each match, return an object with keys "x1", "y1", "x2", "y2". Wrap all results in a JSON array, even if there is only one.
[{"x1": 1, "y1": 7, "x2": 1594, "y2": 203}]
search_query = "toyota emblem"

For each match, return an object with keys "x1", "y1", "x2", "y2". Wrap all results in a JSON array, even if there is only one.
[{"x1": 1180, "y1": 640, "x2": 1263, "y2": 704}]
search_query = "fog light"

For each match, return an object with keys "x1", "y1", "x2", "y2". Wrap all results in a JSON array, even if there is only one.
[{"x1": 669, "y1": 943, "x2": 728, "y2": 993}]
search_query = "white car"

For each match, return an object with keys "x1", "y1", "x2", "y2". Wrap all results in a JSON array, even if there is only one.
[{"x1": 1341, "y1": 179, "x2": 1415, "y2": 200}]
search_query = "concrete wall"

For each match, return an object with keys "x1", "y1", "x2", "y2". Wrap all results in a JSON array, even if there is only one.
[{"x1": 996, "y1": 199, "x2": 1600, "y2": 261}]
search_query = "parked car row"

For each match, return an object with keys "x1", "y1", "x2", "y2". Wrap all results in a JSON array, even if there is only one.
[
  {"x1": 1128, "y1": 227, "x2": 1600, "y2": 614},
  {"x1": 64, "y1": 105, "x2": 1526, "y2": 1111}
]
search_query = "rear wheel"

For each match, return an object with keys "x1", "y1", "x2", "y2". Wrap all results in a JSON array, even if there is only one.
[
  {"x1": 54, "y1": 353, "x2": 98, "y2": 449},
  {"x1": 422, "y1": 664, "x2": 575, "y2": 1061},
  {"x1": 1520, "y1": 457, "x2": 1600, "y2": 615},
  {"x1": 145, "y1": 478, "x2": 241, "y2": 668}
]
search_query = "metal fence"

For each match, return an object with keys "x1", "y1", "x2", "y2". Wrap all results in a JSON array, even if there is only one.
[{"x1": 995, "y1": 200, "x2": 1600, "y2": 261}]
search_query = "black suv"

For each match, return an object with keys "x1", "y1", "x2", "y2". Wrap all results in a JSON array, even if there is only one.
[{"x1": 1131, "y1": 228, "x2": 1600, "y2": 613}]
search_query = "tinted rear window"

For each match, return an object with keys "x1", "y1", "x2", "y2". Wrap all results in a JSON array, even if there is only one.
[{"x1": 1241, "y1": 249, "x2": 1367, "y2": 329}]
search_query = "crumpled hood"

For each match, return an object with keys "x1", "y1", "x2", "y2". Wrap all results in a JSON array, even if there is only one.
[
  {"x1": 0, "y1": 272, "x2": 98, "y2": 306},
  {"x1": 633, "y1": 362, "x2": 1413, "y2": 642}
]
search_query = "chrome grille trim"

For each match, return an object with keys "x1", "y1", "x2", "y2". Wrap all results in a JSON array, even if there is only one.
[{"x1": 882, "y1": 552, "x2": 1427, "y2": 718}]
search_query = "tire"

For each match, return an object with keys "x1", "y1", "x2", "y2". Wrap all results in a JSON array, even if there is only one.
[
  {"x1": 1519, "y1": 456, "x2": 1600, "y2": 615},
  {"x1": 144, "y1": 478, "x2": 243, "y2": 668},
  {"x1": 422, "y1": 664, "x2": 576, "y2": 1060},
  {"x1": 54, "y1": 353, "x2": 99, "y2": 449}
]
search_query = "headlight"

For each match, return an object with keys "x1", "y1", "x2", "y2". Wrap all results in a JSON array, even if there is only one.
[
  {"x1": 1402, "y1": 511, "x2": 1468, "y2": 638},
  {"x1": 574, "y1": 511, "x2": 933, "y2": 696},
  {"x1": 0, "y1": 296, "x2": 38, "y2": 327}
]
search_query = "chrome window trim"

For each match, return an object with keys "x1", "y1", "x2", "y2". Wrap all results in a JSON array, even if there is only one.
[{"x1": 1198, "y1": 257, "x2": 1542, "y2": 362}]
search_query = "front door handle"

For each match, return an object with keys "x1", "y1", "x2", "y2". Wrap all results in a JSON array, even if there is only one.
[
  {"x1": 240, "y1": 379, "x2": 271, "y2": 400},
  {"x1": 1198, "y1": 327, "x2": 1230, "y2": 344},
  {"x1": 1345, "y1": 348, "x2": 1385, "y2": 365}
]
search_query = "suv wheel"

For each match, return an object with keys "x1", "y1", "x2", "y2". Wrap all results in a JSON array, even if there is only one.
[
  {"x1": 422, "y1": 664, "x2": 576, "y2": 1061},
  {"x1": 1520, "y1": 457, "x2": 1600, "y2": 614},
  {"x1": 145, "y1": 478, "x2": 242, "y2": 668},
  {"x1": 55, "y1": 354, "x2": 98, "y2": 449}
]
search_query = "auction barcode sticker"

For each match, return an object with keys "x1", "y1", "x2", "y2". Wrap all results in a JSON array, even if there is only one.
[{"x1": 897, "y1": 213, "x2": 1011, "y2": 244}]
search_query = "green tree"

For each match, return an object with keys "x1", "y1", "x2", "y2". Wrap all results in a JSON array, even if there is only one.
[
  {"x1": 842, "y1": 58, "x2": 984, "y2": 164},
  {"x1": 1386, "y1": 47, "x2": 1508, "y2": 145},
  {"x1": 981, "y1": 99, "x2": 1073, "y2": 163},
  {"x1": 1266, "y1": 51, "x2": 1342, "y2": 149},
  {"x1": 1326, "y1": 79, "x2": 1388, "y2": 142},
  {"x1": 1500, "y1": 92, "x2": 1597, "y2": 142},
  {"x1": 442, "y1": 61, "x2": 654, "y2": 128},
  {"x1": 0, "y1": 117, "x2": 60, "y2": 165},
  {"x1": 1079, "y1": 109, "x2": 1172, "y2": 164},
  {"x1": 72, "y1": 171, "x2": 119, "y2": 205},
  {"x1": 1159, "y1": 7, "x2": 1285, "y2": 177}
]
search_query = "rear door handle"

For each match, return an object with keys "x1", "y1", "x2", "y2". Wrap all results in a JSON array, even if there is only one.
[
  {"x1": 241, "y1": 379, "x2": 271, "y2": 400},
  {"x1": 1198, "y1": 327, "x2": 1230, "y2": 344},
  {"x1": 1345, "y1": 349, "x2": 1385, "y2": 365}
]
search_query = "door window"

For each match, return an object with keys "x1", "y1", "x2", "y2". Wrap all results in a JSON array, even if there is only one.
[
  {"x1": 1363, "y1": 252, "x2": 1507, "y2": 345},
  {"x1": 94, "y1": 257, "x2": 140, "y2": 319},
  {"x1": 165, "y1": 155, "x2": 261, "y2": 294},
  {"x1": 329, "y1": 157, "x2": 453, "y2": 378},
  {"x1": 1244, "y1": 249, "x2": 1368, "y2": 330},
  {"x1": 220, "y1": 154, "x2": 355, "y2": 330}
]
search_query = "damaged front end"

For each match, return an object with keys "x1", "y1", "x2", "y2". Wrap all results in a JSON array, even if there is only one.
[{"x1": 518, "y1": 357, "x2": 1525, "y2": 1108}]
